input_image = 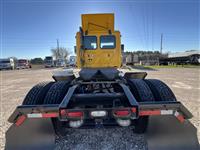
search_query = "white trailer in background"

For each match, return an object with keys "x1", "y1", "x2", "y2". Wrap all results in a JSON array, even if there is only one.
[{"x1": 0, "y1": 58, "x2": 15, "y2": 70}]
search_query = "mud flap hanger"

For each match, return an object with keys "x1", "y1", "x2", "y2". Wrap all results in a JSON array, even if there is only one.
[
  {"x1": 119, "y1": 83, "x2": 192, "y2": 122},
  {"x1": 139, "y1": 101, "x2": 193, "y2": 121},
  {"x1": 6, "y1": 102, "x2": 197, "y2": 150}
]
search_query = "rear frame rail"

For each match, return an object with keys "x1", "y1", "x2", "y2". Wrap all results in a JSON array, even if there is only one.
[
  {"x1": 8, "y1": 101, "x2": 192, "y2": 126},
  {"x1": 7, "y1": 81, "x2": 193, "y2": 126}
]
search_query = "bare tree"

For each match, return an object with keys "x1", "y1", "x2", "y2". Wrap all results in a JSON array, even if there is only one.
[{"x1": 51, "y1": 47, "x2": 69, "y2": 60}]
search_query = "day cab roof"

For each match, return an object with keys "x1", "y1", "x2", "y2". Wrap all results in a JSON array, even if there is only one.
[{"x1": 81, "y1": 13, "x2": 115, "y2": 34}]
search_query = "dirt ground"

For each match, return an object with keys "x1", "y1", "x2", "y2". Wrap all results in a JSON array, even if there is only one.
[{"x1": 0, "y1": 68, "x2": 199, "y2": 150}]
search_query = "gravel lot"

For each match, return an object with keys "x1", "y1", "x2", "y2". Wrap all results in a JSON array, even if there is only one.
[{"x1": 0, "y1": 68, "x2": 199, "y2": 150}]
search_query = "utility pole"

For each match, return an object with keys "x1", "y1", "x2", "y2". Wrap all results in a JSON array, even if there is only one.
[
  {"x1": 160, "y1": 33, "x2": 163, "y2": 54},
  {"x1": 57, "y1": 39, "x2": 60, "y2": 51},
  {"x1": 56, "y1": 39, "x2": 60, "y2": 59}
]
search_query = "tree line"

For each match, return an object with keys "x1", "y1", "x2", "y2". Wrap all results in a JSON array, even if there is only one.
[{"x1": 29, "y1": 47, "x2": 70, "y2": 64}]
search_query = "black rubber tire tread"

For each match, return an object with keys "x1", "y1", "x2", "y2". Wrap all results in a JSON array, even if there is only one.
[
  {"x1": 128, "y1": 79, "x2": 155, "y2": 102},
  {"x1": 22, "y1": 82, "x2": 54, "y2": 105},
  {"x1": 52, "y1": 118, "x2": 68, "y2": 137},
  {"x1": 127, "y1": 79, "x2": 155, "y2": 134},
  {"x1": 43, "y1": 81, "x2": 70, "y2": 137},
  {"x1": 133, "y1": 116, "x2": 149, "y2": 134},
  {"x1": 145, "y1": 79, "x2": 176, "y2": 102},
  {"x1": 43, "y1": 81, "x2": 70, "y2": 104}
]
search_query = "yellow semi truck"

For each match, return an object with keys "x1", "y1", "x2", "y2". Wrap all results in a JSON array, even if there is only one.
[
  {"x1": 76, "y1": 13, "x2": 122, "y2": 68},
  {"x1": 5, "y1": 13, "x2": 199, "y2": 150}
]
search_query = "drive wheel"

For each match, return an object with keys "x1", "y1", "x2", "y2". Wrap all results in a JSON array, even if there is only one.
[
  {"x1": 128, "y1": 79, "x2": 154, "y2": 102},
  {"x1": 133, "y1": 116, "x2": 149, "y2": 134},
  {"x1": 22, "y1": 82, "x2": 54, "y2": 105},
  {"x1": 128, "y1": 79, "x2": 155, "y2": 134},
  {"x1": 43, "y1": 81, "x2": 70, "y2": 104},
  {"x1": 43, "y1": 81, "x2": 70, "y2": 137},
  {"x1": 145, "y1": 79, "x2": 177, "y2": 102}
]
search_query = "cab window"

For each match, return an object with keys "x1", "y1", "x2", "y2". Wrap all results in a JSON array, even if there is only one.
[
  {"x1": 83, "y1": 36, "x2": 97, "y2": 50},
  {"x1": 100, "y1": 35, "x2": 116, "y2": 49}
]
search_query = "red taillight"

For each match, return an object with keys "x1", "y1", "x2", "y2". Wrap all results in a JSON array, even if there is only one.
[
  {"x1": 131, "y1": 107, "x2": 136, "y2": 113},
  {"x1": 67, "y1": 111, "x2": 83, "y2": 118},
  {"x1": 114, "y1": 110, "x2": 130, "y2": 117}
]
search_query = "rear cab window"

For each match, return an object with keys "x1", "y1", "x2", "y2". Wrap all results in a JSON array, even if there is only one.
[
  {"x1": 100, "y1": 35, "x2": 116, "y2": 49},
  {"x1": 83, "y1": 36, "x2": 97, "y2": 50}
]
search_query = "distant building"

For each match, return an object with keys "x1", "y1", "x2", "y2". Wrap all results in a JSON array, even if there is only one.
[
  {"x1": 123, "y1": 51, "x2": 164, "y2": 65},
  {"x1": 160, "y1": 50, "x2": 200, "y2": 65}
]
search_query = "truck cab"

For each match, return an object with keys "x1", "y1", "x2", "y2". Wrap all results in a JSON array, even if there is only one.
[
  {"x1": 75, "y1": 14, "x2": 122, "y2": 68},
  {"x1": 44, "y1": 56, "x2": 54, "y2": 68},
  {"x1": 17, "y1": 59, "x2": 31, "y2": 69},
  {"x1": 0, "y1": 58, "x2": 15, "y2": 70}
]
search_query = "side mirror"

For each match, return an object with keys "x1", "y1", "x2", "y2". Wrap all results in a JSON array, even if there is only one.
[
  {"x1": 74, "y1": 46, "x2": 76, "y2": 54},
  {"x1": 80, "y1": 45, "x2": 85, "y2": 50},
  {"x1": 121, "y1": 44, "x2": 124, "y2": 52}
]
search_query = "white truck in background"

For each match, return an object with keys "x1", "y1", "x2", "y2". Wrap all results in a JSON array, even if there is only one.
[
  {"x1": 0, "y1": 58, "x2": 15, "y2": 70},
  {"x1": 16, "y1": 59, "x2": 32, "y2": 69},
  {"x1": 69, "y1": 56, "x2": 76, "y2": 67},
  {"x1": 44, "y1": 56, "x2": 54, "y2": 68},
  {"x1": 56, "y1": 58, "x2": 66, "y2": 67}
]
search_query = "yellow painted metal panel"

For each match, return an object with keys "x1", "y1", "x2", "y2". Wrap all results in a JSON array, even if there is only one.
[
  {"x1": 76, "y1": 31, "x2": 122, "y2": 68},
  {"x1": 76, "y1": 14, "x2": 122, "y2": 69},
  {"x1": 82, "y1": 13, "x2": 114, "y2": 33}
]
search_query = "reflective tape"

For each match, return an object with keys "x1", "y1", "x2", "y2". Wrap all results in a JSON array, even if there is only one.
[
  {"x1": 27, "y1": 113, "x2": 42, "y2": 118},
  {"x1": 139, "y1": 110, "x2": 161, "y2": 116},
  {"x1": 139, "y1": 109, "x2": 174, "y2": 116},
  {"x1": 42, "y1": 113, "x2": 59, "y2": 118},
  {"x1": 15, "y1": 115, "x2": 26, "y2": 126},
  {"x1": 174, "y1": 111, "x2": 185, "y2": 123},
  {"x1": 27, "y1": 113, "x2": 59, "y2": 118},
  {"x1": 161, "y1": 110, "x2": 173, "y2": 115}
]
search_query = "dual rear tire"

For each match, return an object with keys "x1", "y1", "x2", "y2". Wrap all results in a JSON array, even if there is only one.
[
  {"x1": 22, "y1": 81, "x2": 71, "y2": 136},
  {"x1": 128, "y1": 79, "x2": 176, "y2": 134},
  {"x1": 22, "y1": 81, "x2": 70, "y2": 105}
]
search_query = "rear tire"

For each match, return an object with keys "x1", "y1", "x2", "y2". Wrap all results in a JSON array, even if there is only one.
[
  {"x1": 133, "y1": 116, "x2": 149, "y2": 134},
  {"x1": 43, "y1": 81, "x2": 70, "y2": 137},
  {"x1": 145, "y1": 79, "x2": 176, "y2": 102},
  {"x1": 22, "y1": 82, "x2": 54, "y2": 105},
  {"x1": 43, "y1": 81, "x2": 70, "y2": 104},
  {"x1": 128, "y1": 79, "x2": 154, "y2": 102},
  {"x1": 128, "y1": 79, "x2": 155, "y2": 134}
]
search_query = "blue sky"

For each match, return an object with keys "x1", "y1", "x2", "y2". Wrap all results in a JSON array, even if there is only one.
[{"x1": 0, "y1": 0, "x2": 199, "y2": 59}]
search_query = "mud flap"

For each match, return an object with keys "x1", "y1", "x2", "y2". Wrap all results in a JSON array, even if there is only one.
[
  {"x1": 5, "y1": 118, "x2": 56, "y2": 150},
  {"x1": 147, "y1": 116, "x2": 199, "y2": 150}
]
